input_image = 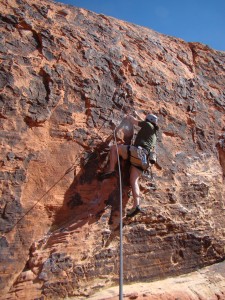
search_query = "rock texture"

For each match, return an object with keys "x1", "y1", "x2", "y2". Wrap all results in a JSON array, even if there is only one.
[
  {"x1": 87, "y1": 260, "x2": 225, "y2": 300},
  {"x1": 0, "y1": 0, "x2": 225, "y2": 299}
]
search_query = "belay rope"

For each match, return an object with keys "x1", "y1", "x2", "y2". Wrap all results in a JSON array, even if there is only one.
[
  {"x1": 8, "y1": 85, "x2": 130, "y2": 299},
  {"x1": 112, "y1": 115, "x2": 156, "y2": 299},
  {"x1": 113, "y1": 128, "x2": 124, "y2": 300}
]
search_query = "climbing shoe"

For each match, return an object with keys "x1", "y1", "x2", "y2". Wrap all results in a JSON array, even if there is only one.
[
  {"x1": 126, "y1": 205, "x2": 145, "y2": 218},
  {"x1": 99, "y1": 170, "x2": 116, "y2": 180}
]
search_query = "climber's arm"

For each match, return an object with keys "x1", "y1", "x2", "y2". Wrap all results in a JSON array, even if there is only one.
[{"x1": 127, "y1": 115, "x2": 143, "y2": 126}]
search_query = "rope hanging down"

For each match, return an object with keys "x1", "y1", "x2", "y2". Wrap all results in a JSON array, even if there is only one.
[
  {"x1": 113, "y1": 128, "x2": 124, "y2": 300},
  {"x1": 10, "y1": 163, "x2": 78, "y2": 231}
]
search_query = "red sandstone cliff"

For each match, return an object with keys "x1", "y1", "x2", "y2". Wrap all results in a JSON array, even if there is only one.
[{"x1": 0, "y1": 0, "x2": 225, "y2": 299}]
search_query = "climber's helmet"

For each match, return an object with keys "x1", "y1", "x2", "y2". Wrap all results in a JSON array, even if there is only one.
[{"x1": 146, "y1": 114, "x2": 158, "y2": 124}]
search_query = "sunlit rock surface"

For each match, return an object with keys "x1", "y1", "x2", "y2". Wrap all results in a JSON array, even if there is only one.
[{"x1": 0, "y1": 0, "x2": 225, "y2": 299}]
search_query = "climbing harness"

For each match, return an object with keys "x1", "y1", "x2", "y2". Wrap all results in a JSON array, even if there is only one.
[{"x1": 128, "y1": 145, "x2": 149, "y2": 170}]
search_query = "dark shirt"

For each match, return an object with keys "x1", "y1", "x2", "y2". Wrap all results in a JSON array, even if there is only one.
[{"x1": 134, "y1": 121, "x2": 157, "y2": 153}]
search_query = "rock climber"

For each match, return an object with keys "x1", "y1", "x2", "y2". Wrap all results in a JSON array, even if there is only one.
[{"x1": 101, "y1": 113, "x2": 159, "y2": 217}]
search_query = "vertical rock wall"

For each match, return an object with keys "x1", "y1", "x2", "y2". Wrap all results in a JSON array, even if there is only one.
[{"x1": 0, "y1": 0, "x2": 224, "y2": 298}]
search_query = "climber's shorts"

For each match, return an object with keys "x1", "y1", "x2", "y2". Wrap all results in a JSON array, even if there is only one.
[{"x1": 117, "y1": 145, "x2": 129, "y2": 160}]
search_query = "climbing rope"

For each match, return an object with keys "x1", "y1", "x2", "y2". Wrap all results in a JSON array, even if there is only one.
[
  {"x1": 113, "y1": 128, "x2": 123, "y2": 300},
  {"x1": 10, "y1": 160, "x2": 78, "y2": 231},
  {"x1": 9, "y1": 84, "x2": 129, "y2": 299}
]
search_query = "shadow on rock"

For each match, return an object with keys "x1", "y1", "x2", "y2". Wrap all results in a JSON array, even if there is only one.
[{"x1": 49, "y1": 137, "x2": 131, "y2": 243}]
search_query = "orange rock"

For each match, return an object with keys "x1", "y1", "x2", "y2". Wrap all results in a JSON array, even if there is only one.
[{"x1": 0, "y1": 0, "x2": 224, "y2": 299}]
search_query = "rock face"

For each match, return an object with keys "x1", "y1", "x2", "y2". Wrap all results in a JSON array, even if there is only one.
[
  {"x1": 87, "y1": 260, "x2": 225, "y2": 300},
  {"x1": 0, "y1": 0, "x2": 225, "y2": 299}
]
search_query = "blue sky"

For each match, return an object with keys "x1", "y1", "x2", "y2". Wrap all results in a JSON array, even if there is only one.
[{"x1": 54, "y1": 0, "x2": 225, "y2": 51}]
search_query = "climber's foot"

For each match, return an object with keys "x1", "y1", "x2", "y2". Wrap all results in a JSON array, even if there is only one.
[
  {"x1": 126, "y1": 205, "x2": 146, "y2": 218},
  {"x1": 99, "y1": 170, "x2": 117, "y2": 180}
]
